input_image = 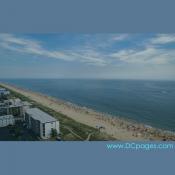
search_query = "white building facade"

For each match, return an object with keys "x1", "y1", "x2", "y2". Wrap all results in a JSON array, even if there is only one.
[
  {"x1": 25, "y1": 108, "x2": 60, "y2": 139},
  {"x1": 0, "y1": 88, "x2": 10, "y2": 98},
  {"x1": 0, "y1": 115, "x2": 15, "y2": 127},
  {"x1": 1, "y1": 99, "x2": 31, "y2": 121}
]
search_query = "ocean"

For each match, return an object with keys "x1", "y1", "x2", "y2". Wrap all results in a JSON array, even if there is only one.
[{"x1": 1, "y1": 79, "x2": 175, "y2": 131}]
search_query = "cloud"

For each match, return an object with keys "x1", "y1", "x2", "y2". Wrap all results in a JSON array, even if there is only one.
[
  {"x1": 110, "y1": 34, "x2": 175, "y2": 65},
  {"x1": 111, "y1": 47, "x2": 175, "y2": 65},
  {"x1": 0, "y1": 33, "x2": 175, "y2": 68},
  {"x1": 112, "y1": 34, "x2": 129, "y2": 41},
  {"x1": 0, "y1": 34, "x2": 76, "y2": 61},
  {"x1": 81, "y1": 34, "x2": 129, "y2": 50},
  {"x1": 150, "y1": 34, "x2": 175, "y2": 45},
  {"x1": 0, "y1": 34, "x2": 107, "y2": 66}
]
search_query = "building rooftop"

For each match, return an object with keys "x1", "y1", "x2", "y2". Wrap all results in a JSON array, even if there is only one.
[
  {"x1": 0, "y1": 88, "x2": 6, "y2": 91},
  {"x1": 4, "y1": 99, "x2": 31, "y2": 108},
  {"x1": 9, "y1": 98, "x2": 22, "y2": 106},
  {"x1": 0, "y1": 99, "x2": 32, "y2": 111},
  {"x1": 0, "y1": 88, "x2": 10, "y2": 95},
  {"x1": 0, "y1": 88, "x2": 9, "y2": 91},
  {"x1": 25, "y1": 108, "x2": 57, "y2": 123},
  {"x1": 0, "y1": 115, "x2": 14, "y2": 120},
  {"x1": 3, "y1": 99, "x2": 23, "y2": 108}
]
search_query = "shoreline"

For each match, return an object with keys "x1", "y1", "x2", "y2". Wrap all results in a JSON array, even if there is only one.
[{"x1": 1, "y1": 82, "x2": 175, "y2": 140}]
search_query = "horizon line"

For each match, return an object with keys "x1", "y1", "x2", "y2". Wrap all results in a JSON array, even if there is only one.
[{"x1": 0, "y1": 77, "x2": 175, "y2": 81}]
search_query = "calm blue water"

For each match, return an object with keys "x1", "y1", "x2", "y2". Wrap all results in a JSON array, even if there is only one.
[{"x1": 1, "y1": 79, "x2": 175, "y2": 131}]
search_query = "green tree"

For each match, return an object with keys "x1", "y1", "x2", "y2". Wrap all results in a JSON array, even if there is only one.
[{"x1": 51, "y1": 128, "x2": 58, "y2": 138}]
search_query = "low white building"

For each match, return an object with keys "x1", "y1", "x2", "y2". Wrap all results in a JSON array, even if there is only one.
[
  {"x1": 0, "y1": 88, "x2": 10, "y2": 98},
  {"x1": 1, "y1": 98, "x2": 31, "y2": 120},
  {"x1": 0, "y1": 115, "x2": 15, "y2": 127},
  {"x1": 25, "y1": 108, "x2": 60, "y2": 139}
]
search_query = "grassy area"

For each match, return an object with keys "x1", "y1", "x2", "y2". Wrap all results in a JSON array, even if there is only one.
[{"x1": 0, "y1": 84, "x2": 115, "y2": 141}]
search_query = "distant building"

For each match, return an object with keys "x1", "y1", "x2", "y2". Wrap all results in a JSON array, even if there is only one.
[
  {"x1": 0, "y1": 102, "x2": 7, "y2": 115},
  {"x1": 0, "y1": 88, "x2": 10, "y2": 99},
  {"x1": 25, "y1": 108, "x2": 60, "y2": 139},
  {"x1": 0, "y1": 115, "x2": 15, "y2": 127},
  {"x1": 0, "y1": 98, "x2": 31, "y2": 120}
]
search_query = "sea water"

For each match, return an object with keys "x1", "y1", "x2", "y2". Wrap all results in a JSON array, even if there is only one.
[{"x1": 2, "y1": 79, "x2": 175, "y2": 131}]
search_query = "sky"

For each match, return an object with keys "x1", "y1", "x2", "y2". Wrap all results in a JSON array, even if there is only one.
[{"x1": 0, "y1": 33, "x2": 175, "y2": 80}]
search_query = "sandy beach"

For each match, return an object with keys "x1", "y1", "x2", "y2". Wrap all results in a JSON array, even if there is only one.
[{"x1": 1, "y1": 83, "x2": 175, "y2": 141}]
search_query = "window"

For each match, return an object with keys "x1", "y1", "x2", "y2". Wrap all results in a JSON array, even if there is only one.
[{"x1": 43, "y1": 124, "x2": 45, "y2": 137}]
